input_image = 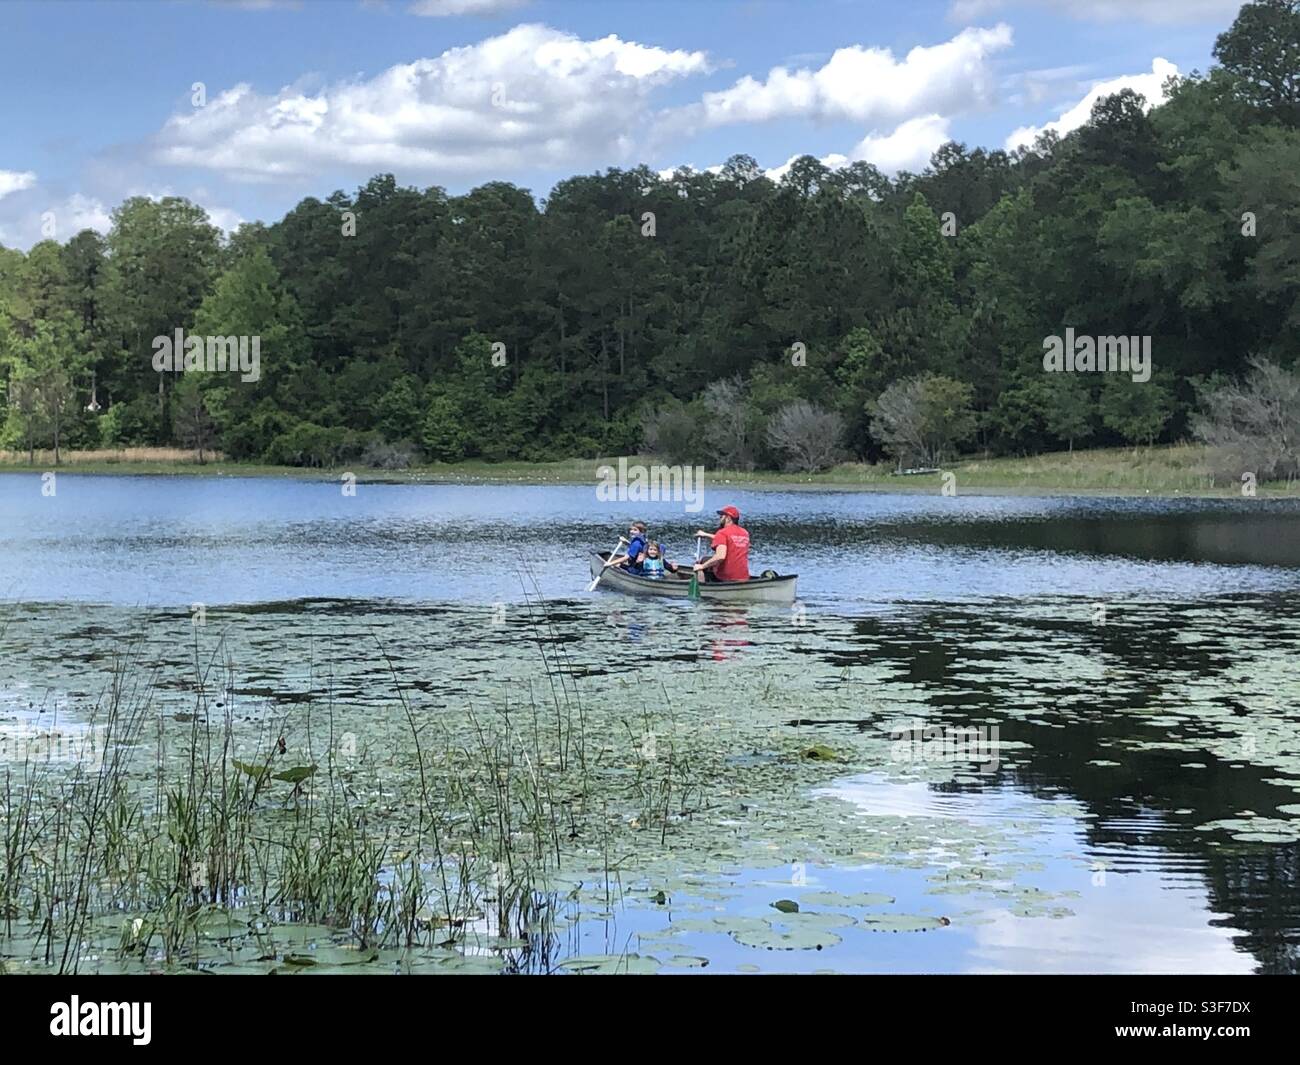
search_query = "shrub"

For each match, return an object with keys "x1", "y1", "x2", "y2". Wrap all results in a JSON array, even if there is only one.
[
  {"x1": 360, "y1": 438, "x2": 421, "y2": 470},
  {"x1": 1193, "y1": 357, "x2": 1300, "y2": 484},
  {"x1": 765, "y1": 400, "x2": 847, "y2": 472}
]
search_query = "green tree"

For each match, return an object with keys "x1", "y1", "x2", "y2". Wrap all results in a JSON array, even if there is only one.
[
  {"x1": 1100, "y1": 375, "x2": 1174, "y2": 447},
  {"x1": 171, "y1": 372, "x2": 216, "y2": 462},
  {"x1": 1213, "y1": 0, "x2": 1300, "y2": 118},
  {"x1": 192, "y1": 245, "x2": 308, "y2": 451},
  {"x1": 1037, "y1": 375, "x2": 1095, "y2": 452},
  {"x1": 422, "y1": 393, "x2": 470, "y2": 462},
  {"x1": 375, "y1": 375, "x2": 424, "y2": 444},
  {"x1": 100, "y1": 197, "x2": 221, "y2": 427},
  {"x1": 3, "y1": 319, "x2": 85, "y2": 464}
]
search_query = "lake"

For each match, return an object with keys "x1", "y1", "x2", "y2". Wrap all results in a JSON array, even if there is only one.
[{"x1": 2, "y1": 472, "x2": 1299, "y2": 974}]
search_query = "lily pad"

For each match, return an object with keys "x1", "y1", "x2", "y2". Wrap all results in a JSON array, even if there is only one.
[
  {"x1": 799, "y1": 891, "x2": 895, "y2": 907},
  {"x1": 559, "y1": 953, "x2": 662, "y2": 974},
  {"x1": 272, "y1": 764, "x2": 317, "y2": 784},
  {"x1": 664, "y1": 955, "x2": 710, "y2": 969},
  {"x1": 802, "y1": 745, "x2": 839, "y2": 762},
  {"x1": 732, "y1": 917, "x2": 842, "y2": 951},
  {"x1": 859, "y1": 914, "x2": 951, "y2": 933}
]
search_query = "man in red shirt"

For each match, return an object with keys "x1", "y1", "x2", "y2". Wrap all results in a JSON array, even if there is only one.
[{"x1": 693, "y1": 505, "x2": 750, "y2": 582}]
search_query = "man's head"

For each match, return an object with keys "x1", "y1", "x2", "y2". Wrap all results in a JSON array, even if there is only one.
[{"x1": 716, "y1": 505, "x2": 740, "y2": 527}]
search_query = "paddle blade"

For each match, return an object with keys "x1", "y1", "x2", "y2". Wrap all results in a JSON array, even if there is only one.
[
  {"x1": 687, "y1": 572, "x2": 700, "y2": 600},
  {"x1": 587, "y1": 538, "x2": 628, "y2": 592}
]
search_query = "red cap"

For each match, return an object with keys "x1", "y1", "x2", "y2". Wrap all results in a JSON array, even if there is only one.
[{"x1": 717, "y1": 505, "x2": 741, "y2": 521}]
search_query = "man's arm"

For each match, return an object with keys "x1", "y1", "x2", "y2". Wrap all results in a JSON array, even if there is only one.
[{"x1": 695, "y1": 543, "x2": 727, "y2": 571}]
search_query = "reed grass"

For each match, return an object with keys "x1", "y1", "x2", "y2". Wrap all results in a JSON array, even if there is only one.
[
  {"x1": 0, "y1": 597, "x2": 700, "y2": 973},
  {"x1": 0, "y1": 447, "x2": 222, "y2": 466}
]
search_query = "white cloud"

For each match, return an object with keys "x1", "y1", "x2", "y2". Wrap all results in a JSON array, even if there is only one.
[
  {"x1": 950, "y1": 0, "x2": 1241, "y2": 24},
  {"x1": 152, "y1": 24, "x2": 712, "y2": 180},
  {"x1": 762, "y1": 153, "x2": 848, "y2": 183},
  {"x1": 851, "y1": 114, "x2": 952, "y2": 173},
  {"x1": 206, "y1": 206, "x2": 246, "y2": 234},
  {"x1": 656, "y1": 164, "x2": 724, "y2": 180},
  {"x1": 692, "y1": 24, "x2": 1013, "y2": 129},
  {"x1": 0, "y1": 170, "x2": 37, "y2": 201},
  {"x1": 0, "y1": 192, "x2": 111, "y2": 248},
  {"x1": 1005, "y1": 57, "x2": 1179, "y2": 149},
  {"x1": 61, "y1": 193, "x2": 113, "y2": 235},
  {"x1": 409, "y1": 0, "x2": 531, "y2": 14},
  {"x1": 760, "y1": 116, "x2": 950, "y2": 181},
  {"x1": 0, "y1": 182, "x2": 245, "y2": 250},
  {"x1": 671, "y1": 111, "x2": 952, "y2": 189}
]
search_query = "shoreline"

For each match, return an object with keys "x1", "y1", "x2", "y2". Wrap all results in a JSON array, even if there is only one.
[{"x1": 1, "y1": 450, "x2": 1298, "y2": 501}]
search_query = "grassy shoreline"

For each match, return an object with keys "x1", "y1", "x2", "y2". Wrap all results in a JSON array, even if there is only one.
[{"x1": 1, "y1": 444, "x2": 1297, "y2": 498}]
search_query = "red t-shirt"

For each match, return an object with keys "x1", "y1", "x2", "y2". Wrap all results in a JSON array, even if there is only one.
[{"x1": 711, "y1": 524, "x2": 750, "y2": 581}]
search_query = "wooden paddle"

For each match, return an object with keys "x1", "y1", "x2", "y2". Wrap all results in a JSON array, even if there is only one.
[
  {"x1": 587, "y1": 536, "x2": 629, "y2": 592},
  {"x1": 688, "y1": 534, "x2": 706, "y2": 600}
]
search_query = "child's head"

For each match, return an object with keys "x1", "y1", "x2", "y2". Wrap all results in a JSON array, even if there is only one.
[{"x1": 646, "y1": 541, "x2": 661, "y2": 558}]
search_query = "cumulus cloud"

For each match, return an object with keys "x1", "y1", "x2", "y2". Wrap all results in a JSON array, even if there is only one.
[
  {"x1": 409, "y1": 0, "x2": 531, "y2": 14},
  {"x1": 669, "y1": 111, "x2": 953, "y2": 189},
  {"x1": 761, "y1": 116, "x2": 951, "y2": 181},
  {"x1": 0, "y1": 170, "x2": 37, "y2": 201},
  {"x1": 949, "y1": 0, "x2": 1241, "y2": 24},
  {"x1": 0, "y1": 192, "x2": 111, "y2": 248},
  {"x1": 58, "y1": 193, "x2": 113, "y2": 235},
  {"x1": 205, "y1": 205, "x2": 246, "y2": 234},
  {"x1": 689, "y1": 24, "x2": 1012, "y2": 129},
  {"x1": 1005, "y1": 57, "x2": 1179, "y2": 149},
  {"x1": 152, "y1": 24, "x2": 712, "y2": 180},
  {"x1": 851, "y1": 114, "x2": 952, "y2": 173},
  {"x1": 760, "y1": 154, "x2": 843, "y2": 183},
  {"x1": 0, "y1": 180, "x2": 244, "y2": 250},
  {"x1": 656, "y1": 164, "x2": 723, "y2": 180}
]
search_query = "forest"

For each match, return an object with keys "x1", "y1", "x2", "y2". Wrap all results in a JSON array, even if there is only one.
[{"x1": 0, "y1": 0, "x2": 1297, "y2": 476}]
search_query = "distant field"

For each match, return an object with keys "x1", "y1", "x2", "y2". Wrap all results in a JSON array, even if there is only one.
[{"x1": 0, "y1": 444, "x2": 1295, "y2": 497}]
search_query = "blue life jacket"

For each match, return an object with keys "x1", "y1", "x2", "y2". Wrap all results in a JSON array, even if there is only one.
[
  {"x1": 642, "y1": 556, "x2": 665, "y2": 579},
  {"x1": 625, "y1": 534, "x2": 647, "y2": 573}
]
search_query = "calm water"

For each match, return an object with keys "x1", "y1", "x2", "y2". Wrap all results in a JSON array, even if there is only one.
[
  {"x1": 3, "y1": 473, "x2": 1300, "y2": 605},
  {"x1": 3, "y1": 472, "x2": 1300, "y2": 974}
]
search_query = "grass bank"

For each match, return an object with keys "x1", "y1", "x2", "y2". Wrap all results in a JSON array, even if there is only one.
[{"x1": 1, "y1": 444, "x2": 1296, "y2": 498}]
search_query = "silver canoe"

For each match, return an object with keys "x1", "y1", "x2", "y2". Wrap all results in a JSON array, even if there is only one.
[{"x1": 589, "y1": 551, "x2": 797, "y2": 604}]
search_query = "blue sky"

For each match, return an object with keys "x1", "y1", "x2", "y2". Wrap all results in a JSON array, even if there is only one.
[{"x1": 0, "y1": 0, "x2": 1247, "y2": 248}]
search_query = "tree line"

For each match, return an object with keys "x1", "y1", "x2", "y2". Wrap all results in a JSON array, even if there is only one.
[{"x1": 1, "y1": 0, "x2": 1297, "y2": 477}]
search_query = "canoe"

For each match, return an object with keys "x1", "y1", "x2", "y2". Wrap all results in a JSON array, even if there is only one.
[{"x1": 589, "y1": 551, "x2": 797, "y2": 604}]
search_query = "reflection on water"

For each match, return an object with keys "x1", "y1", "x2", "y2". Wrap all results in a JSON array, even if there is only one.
[
  {"x1": 1, "y1": 475, "x2": 1299, "y2": 973},
  {"x1": 816, "y1": 777, "x2": 1252, "y2": 974}
]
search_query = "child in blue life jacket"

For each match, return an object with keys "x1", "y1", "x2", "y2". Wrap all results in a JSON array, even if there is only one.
[{"x1": 641, "y1": 541, "x2": 667, "y2": 579}]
